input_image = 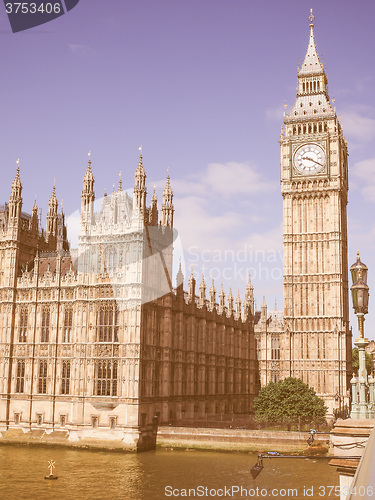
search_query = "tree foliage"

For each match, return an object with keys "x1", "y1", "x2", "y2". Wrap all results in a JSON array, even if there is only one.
[
  {"x1": 253, "y1": 377, "x2": 327, "y2": 423},
  {"x1": 352, "y1": 348, "x2": 373, "y2": 375}
]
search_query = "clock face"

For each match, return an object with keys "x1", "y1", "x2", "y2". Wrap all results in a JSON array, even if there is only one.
[{"x1": 293, "y1": 143, "x2": 326, "y2": 175}]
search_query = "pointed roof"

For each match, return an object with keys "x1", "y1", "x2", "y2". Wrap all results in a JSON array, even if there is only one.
[
  {"x1": 200, "y1": 273, "x2": 206, "y2": 290},
  {"x1": 151, "y1": 186, "x2": 157, "y2": 205},
  {"x1": 83, "y1": 151, "x2": 94, "y2": 182},
  {"x1": 11, "y1": 159, "x2": 22, "y2": 193},
  {"x1": 176, "y1": 259, "x2": 184, "y2": 286},
  {"x1": 135, "y1": 152, "x2": 146, "y2": 177},
  {"x1": 49, "y1": 184, "x2": 58, "y2": 207},
  {"x1": 163, "y1": 174, "x2": 173, "y2": 197},
  {"x1": 298, "y1": 9, "x2": 324, "y2": 76},
  {"x1": 32, "y1": 196, "x2": 38, "y2": 213}
]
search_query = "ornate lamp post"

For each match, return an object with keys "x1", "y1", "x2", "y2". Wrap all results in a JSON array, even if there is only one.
[{"x1": 350, "y1": 252, "x2": 374, "y2": 418}]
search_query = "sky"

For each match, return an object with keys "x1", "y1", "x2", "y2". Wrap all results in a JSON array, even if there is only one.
[{"x1": 0, "y1": 0, "x2": 374, "y2": 337}]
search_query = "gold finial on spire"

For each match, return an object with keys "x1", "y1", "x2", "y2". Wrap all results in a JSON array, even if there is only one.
[
  {"x1": 118, "y1": 171, "x2": 122, "y2": 191},
  {"x1": 138, "y1": 145, "x2": 143, "y2": 157},
  {"x1": 309, "y1": 8, "x2": 315, "y2": 27},
  {"x1": 283, "y1": 101, "x2": 287, "y2": 117},
  {"x1": 88, "y1": 150, "x2": 91, "y2": 165}
]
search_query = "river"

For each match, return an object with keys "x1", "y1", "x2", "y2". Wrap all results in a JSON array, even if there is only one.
[{"x1": 0, "y1": 446, "x2": 339, "y2": 499}]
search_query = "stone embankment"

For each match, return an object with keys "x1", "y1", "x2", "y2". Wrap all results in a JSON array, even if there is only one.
[{"x1": 157, "y1": 426, "x2": 329, "y2": 453}]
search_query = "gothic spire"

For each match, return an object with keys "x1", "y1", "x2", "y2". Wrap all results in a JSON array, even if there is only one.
[
  {"x1": 298, "y1": 9, "x2": 324, "y2": 76},
  {"x1": 133, "y1": 149, "x2": 147, "y2": 215},
  {"x1": 118, "y1": 171, "x2": 122, "y2": 192},
  {"x1": 46, "y1": 183, "x2": 58, "y2": 240},
  {"x1": 235, "y1": 291, "x2": 242, "y2": 317},
  {"x1": 161, "y1": 171, "x2": 174, "y2": 227},
  {"x1": 149, "y1": 186, "x2": 158, "y2": 225},
  {"x1": 8, "y1": 159, "x2": 23, "y2": 220},
  {"x1": 30, "y1": 196, "x2": 39, "y2": 232},
  {"x1": 188, "y1": 268, "x2": 196, "y2": 303},
  {"x1": 218, "y1": 284, "x2": 225, "y2": 314},
  {"x1": 81, "y1": 151, "x2": 95, "y2": 223},
  {"x1": 285, "y1": 9, "x2": 334, "y2": 122},
  {"x1": 176, "y1": 259, "x2": 184, "y2": 288},
  {"x1": 227, "y1": 287, "x2": 234, "y2": 313},
  {"x1": 10, "y1": 159, "x2": 22, "y2": 198},
  {"x1": 209, "y1": 279, "x2": 216, "y2": 310},
  {"x1": 199, "y1": 274, "x2": 206, "y2": 307}
]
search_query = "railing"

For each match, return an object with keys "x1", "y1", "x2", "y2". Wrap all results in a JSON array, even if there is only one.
[{"x1": 346, "y1": 423, "x2": 375, "y2": 499}]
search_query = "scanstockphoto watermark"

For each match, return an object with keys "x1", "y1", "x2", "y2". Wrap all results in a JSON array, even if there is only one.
[
  {"x1": 187, "y1": 245, "x2": 283, "y2": 282},
  {"x1": 164, "y1": 485, "x2": 375, "y2": 497},
  {"x1": 165, "y1": 485, "x2": 299, "y2": 497}
]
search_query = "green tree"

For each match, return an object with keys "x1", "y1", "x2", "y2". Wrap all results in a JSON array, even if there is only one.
[
  {"x1": 253, "y1": 377, "x2": 327, "y2": 423},
  {"x1": 352, "y1": 348, "x2": 373, "y2": 375}
]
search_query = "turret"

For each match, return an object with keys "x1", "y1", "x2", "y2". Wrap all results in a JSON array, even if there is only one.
[
  {"x1": 8, "y1": 160, "x2": 23, "y2": 222},
  {"x1": 261, "y1": 296, "x2": 267, "y2": 321},
  {"x1": 188, "y1": 269, "x2": 196, "y2": 303},
  {"x1": 235, "y1": 291, "x2": 241, "y2": 319},
  {"x1": 199, "y1": 274, "x2": 206, "y2": 307},
  {"x1": 46, "y1": 184, "x2": 58, "y2": 242},
  {"x1": 176, "y1": 259, "x2": 184, "y2": 288},
  {"x1": 81, "y1": 151, "x2": 95, "y2": 224},
  {"x1": 133, "y1": 148, "x2": 147, "y2": 216},
  {"x1": 218, "y1": 284, "x2": 225, "y2": 314},
  {"x1": 149, "y1": 187, "x2": 158, "y2": 226},
  {"x1": 244, "y1": 274, "x2": 255, "y2": 316},
  {"x1": 29, "y1": 197, "x2": 39, "y2": 233},
  {"x1": 161, "y1": 172, "x2": 174, "y2": 227},
  {"x1": 227, "y1": 288, "x2": 234, "y2": 315},
  {"x1": 209, "y1": 280, "x2": 216, "y2": 311}
]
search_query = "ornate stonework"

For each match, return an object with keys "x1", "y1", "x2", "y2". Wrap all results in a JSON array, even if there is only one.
[{"x1": 0, "y1": 154, "x2": 258, "y2": 450}]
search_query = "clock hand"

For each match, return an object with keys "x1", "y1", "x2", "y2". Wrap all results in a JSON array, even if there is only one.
[{"x1": 301, "y1": 156, "x2": 324, "y2": 167}]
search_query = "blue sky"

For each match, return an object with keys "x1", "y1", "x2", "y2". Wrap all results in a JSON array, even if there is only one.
[{"x1": 0, "y1": 0, "x2": 374, "y2": 336}]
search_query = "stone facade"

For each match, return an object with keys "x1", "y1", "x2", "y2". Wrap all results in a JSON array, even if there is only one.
[
  {"x1": 0, "y1": 154, "x2": 258, "y2": 451},
  {"x1": 254, "y1": 299, "x2": 284, "y2": 387}
]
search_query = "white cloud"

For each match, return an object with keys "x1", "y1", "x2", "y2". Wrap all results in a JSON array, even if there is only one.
[
  {"x1": 266, "y1": 105, "x2": 285, "y2": 122},
  {"x1": 173, "y1": 161, "x2": 276, "y2": 200},
  {"x1": 352, "y1": 158, "x2": 375, "y2": 202},
  {"x1": 341, "y1": 107, "x2": 375, "y2": 144},
  {"x1": 203, "y1": 162, "x2": 275, "y2": 197}
]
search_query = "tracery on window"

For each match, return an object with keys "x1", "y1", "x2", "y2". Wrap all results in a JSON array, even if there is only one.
[
  {"x1": 96, "y1": 303, "x2": 119, "y2": 342},
  {"x1": 95, "y1": 360, "x2": 118, "y2": 396}
]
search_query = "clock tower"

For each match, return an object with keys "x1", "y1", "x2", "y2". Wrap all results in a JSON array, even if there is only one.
[{"x1": 280, "y1": 10, "x2": 351, "y2": 415}]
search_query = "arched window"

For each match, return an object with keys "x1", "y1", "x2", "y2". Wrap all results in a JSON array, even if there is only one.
[
  {"x1": 97, "y1": 303, "x2": 119, "y2": 342},
  {"x1": 95, "y1": 360, "x2": 118, "y2": 396},
  {"x1": 16, "y1": 360, "x2": 25, "y2": 393},
  {"x1": 61, "y1": 360, "x2": 71, "y2": 394},
  {"x1": 38, "y1": 360, "x2": 48, "y2": 394},
  {"x1": 41, "y1": 306, "x2": 50, "y2": 342},
  {"x1": 19, "y1": 307, "x2": 28, "y2": 342},
  {"x1": 63, "y1": 306, "x2": 73, "y2": 343}
]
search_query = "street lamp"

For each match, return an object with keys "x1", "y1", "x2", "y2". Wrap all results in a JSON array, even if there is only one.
[
  {"x1": 349, "y1": 252, "x2": 373, "y2": 419},
  {"x1": 350, "y1": 251, "x2": 369, "y2": 339}
]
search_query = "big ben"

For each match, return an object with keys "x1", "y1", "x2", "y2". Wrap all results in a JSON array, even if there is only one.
[{"x1": 280, "y1": 10, "x2": 351, "y2": 416}]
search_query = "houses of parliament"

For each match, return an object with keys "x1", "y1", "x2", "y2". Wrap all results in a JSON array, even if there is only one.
[{"x1": 0, "y1": 11, "x2": 352, "y2": 450}]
